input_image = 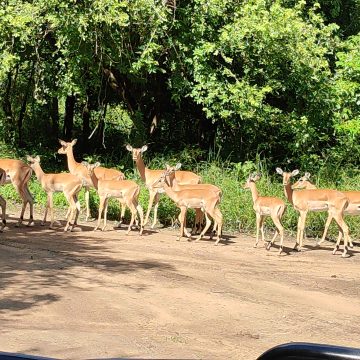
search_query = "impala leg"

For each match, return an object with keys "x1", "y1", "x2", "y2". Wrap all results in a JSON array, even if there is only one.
[
  {"x1": 332, "y1": 211, "x2": 349, "y2": 257},
  {"x1": 102, "y1": 199, "x2": 109, "y2": 231},
  {"x1": 270, "y1": 210, "x2": 284, "y2": 254},
  {"x1": 23, "y1": 184, "x2": 34, "y2": 226},
  {"x1": 63, "y1": 192, "x2": 75, "y2": 232},
  {"x1": 193, "y1": 209, "x2": 204, "y2": 235},
  {"x1": 94, "y1": 197, "x2": 105, "y2": 231},
  {"x1": 13, "y1": 182, "x2": 27, "y2": 227},
  {"x1": 65, "y1": 206, "x2": 71, "y2": 220},
  {"x1": 210, "y1": 219, "x2": 218, "y2": 240},
  {"x1": 259, "y1": 215, "x2": 266, "y2": 246},
  {"x1": 118, "y1": 200, "x2": 126, "y2": 228},
  {"x1": 151, "y1": 193, "x2": 160, "y2": 229},
  {"x1": 295, "y1": 212, "x2": 306, "y2": 250},
  {"x1": 210, "y1": 207, "x2": 223, "y2": 245},
  {"x1": 299, "y1": 212, "x2": 307, "y2": 249},
  {"x1": 136, "y1": 204, "x2": 144, "y2": 235},
  {"x1": 48, "y1": 192, "x2": 55, "y2": 229},
  {"x1": 194, "y1": 212, "x2": 211, "y2": 243},
  {"x1": 71, "y1": 195, "x2": 81, "y2": 231},
  {"x1": 73, "y1": 194, "x2": 80, "y2": 226},
  {"x1": 332, "y1": 230, "x2": 343, "y2": 255},
  {"x1": 144, "y1": 191, "x2": 156, "y2": 227},
  {"x1": 126, "y1": 201, "x2": 137, "y2": 235},
  {"x1": 318, "y1": 213, "x2": 333, "y2": 246},
  {"x1": 42, "y1": 196, "x2": 49, "y2": 226},
  {"x1": 0, "y1": 195, "x2": 6, "y2": 231},
  {"x1": 84, "y1": 187, "x2": 90, "y2": 221},
  {"x1": 254, "y1": 213, "x2": 261, "y2": 248},
  {"x1": 177, "y1": 207, "x2": 187, "y2": 241}
]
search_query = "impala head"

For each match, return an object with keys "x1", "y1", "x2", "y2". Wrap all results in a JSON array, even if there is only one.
[
  {"x1": 126, "y1": 144, "x2": 148, "y2": 161},
  {"x1": 26, "y1": 155, "x2": 41, "y2": 167},
  {"x1": 58, "y1": 139, "x2": 77, "y2": 155},
  {"x1": 81, "y1": 161, "x2": 100, "y2": 175},
  {"x1": 276, "y1": 167, "x2": 299, "y2": 186},
  {"x1": 243, "y1": 172, "x2": 261, "y2": 189},
  {"x1": 291, "y1": 172, "x2": 314, "y2": 190},
  {"x1": 152, "y1": 163, "x2": 181, "y2": 187}
]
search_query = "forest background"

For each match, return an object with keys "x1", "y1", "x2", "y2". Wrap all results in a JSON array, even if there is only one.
[{"x1": 0, "y1": 0, "x2": 360, "y2": 237}]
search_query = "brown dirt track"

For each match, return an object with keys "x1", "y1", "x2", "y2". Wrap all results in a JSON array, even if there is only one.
[{"x1": 0, "y1": 209, "x2": 360, "y2": 359}]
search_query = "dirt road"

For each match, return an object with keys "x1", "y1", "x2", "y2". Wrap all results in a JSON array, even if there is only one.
[{"x1": 0, "y1": 210, "x2": 360, "y2": 359}]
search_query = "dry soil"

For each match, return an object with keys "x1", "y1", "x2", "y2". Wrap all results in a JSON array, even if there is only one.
[{"x1": 0, "y1": 209, "x2": 360, "y2": 359}]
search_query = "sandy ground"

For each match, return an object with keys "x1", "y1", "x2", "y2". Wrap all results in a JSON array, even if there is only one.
[{"x1": 0, "y1": 208, "x2": 360, "y2": 360}]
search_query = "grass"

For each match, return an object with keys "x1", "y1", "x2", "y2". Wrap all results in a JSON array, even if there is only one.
[{"x1": 0, "y1": 147, "x2": 360, "y2": 242}]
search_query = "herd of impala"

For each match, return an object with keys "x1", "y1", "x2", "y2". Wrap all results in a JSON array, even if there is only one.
[{"x1": 0, "y1": 139, "x2": 358, "y2": 258}]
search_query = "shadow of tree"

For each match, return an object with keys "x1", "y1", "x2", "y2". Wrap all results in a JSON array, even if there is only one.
[{"x1": 0, "y1": 216, "x2": 176, "y2": 315}]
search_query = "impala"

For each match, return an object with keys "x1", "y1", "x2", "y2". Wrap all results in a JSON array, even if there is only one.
[
  {"x1": 276, "y1": 168, "x2": 350, "y2": 257},
  {"x1": 153, "y1": 168, "x2": 223, "y2": 244},
  {"x1": 164, "y1": 163, "x2": 221, "y2": 236},
  {"x1": 126, "y1": 145, "x2": 201, "y2": 228},
  {"x1": 244, "y1": 173, "x2": 286, "y2": 254},
  {"x1": 292, "y1": 173, "x2": 358, "y2": 254},
  {"x1": 82, "y1": 161, "x2": 144, "y2": 235},
  {"x1": 27, "y1": 156, "x2": 82, "y2": 231},
  {"x1": 0, "y1": 168, "x2": 7, "y2": 231},
  {"x1": 0, "y1": 158, "x2": 34, "y2": 227},
  {"x1": 58, "y1": 139, "x2": 126, "y2": 222}
]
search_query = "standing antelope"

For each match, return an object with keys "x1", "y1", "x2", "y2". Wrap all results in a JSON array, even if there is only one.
[
  {"x1": 57, "y1": 139, "x2": 126, "y2": 222},
  {"x1": 27, "y1": 156, "x2": 82, "y2": 231},
  {"x1": 153, "y1": 168, "x2": 223, "y2": 244},
  {"x1": 0, "y1": 168, "x2": 7, "y2": 231},
  {"x1": 164, "y1": 163, "x2": 221, "y2": 236},
  {"x1": 126, "y1": 145, "x2": 201, "y2": 228},
  {"x1": 244, "y1": 173, "x2": 286, "y2": 254},
  {"x1": 82, "y1": 161, "x2": 144, "y2": 235},
  {"x1": 276, "y1": 168, "x2": 350, "y2": 257},
  {"x1": 0, "y1": 159, "x2": 34, "y2": 227},
  {"x1": 292, "y1": 173, "x2": 357, "y2": 254}
]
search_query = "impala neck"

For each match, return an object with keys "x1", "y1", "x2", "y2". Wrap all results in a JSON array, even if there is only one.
[
  {"x1": 162, "y1": 181, "x2": 178, "y2": 202},
  {"x1": 135, "y1": 156, "x2": 146, "y2": 182},
  {"x1": 284, "y1": 182, "x2": 293, "y2": 205},
  {"x1": 88, "y1": 169, "x2": 99, "y2": 190},
  {"x1": 249, "y1": 182, "x2": 259, "y2": 203},
  {"x1": 32, "y1": 163, "x2": 45, "y2": 183},
  {"x1": 66, "y1": 148, "x2": 80, "y2": 173}
]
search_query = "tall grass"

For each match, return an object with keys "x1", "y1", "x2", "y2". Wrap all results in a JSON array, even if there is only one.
[{"x1": 0, "y1": 147, "x2": 360, "y2": 241}]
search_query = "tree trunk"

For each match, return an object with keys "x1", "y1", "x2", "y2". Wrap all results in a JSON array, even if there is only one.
[
  {"x1": 2, "y1": 72, "x2": 14, "y2": 139},
  {"x1": 18, "y1": 63, "x2": 35, "y2": 147},
  {"x1": 50, "y1": 96, "x2": 59, "y2": 138},
  {"x1": 82, "y1": 101, "x2": 90, "y2": 142},
  {"x1": 63, "y1": 95, "x2": 76, "y2": 140}
]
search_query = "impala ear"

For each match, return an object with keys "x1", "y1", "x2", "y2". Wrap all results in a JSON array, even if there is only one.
[
  {"x1": 291, "y1": 169, "x2": 300, "y2": 176},
  {"x1": 26, "y1": 155, "x2": 33, "y2": 162},
  {"x1": 141, "y1": 145, "x2": 148, "y2": 153},
  {"x1": 81, "y1": 161, "x2": 89, "y2": 167},
  {"x1": 35, "y1": 155, "x2": 40, "y2": 162},
  {"x1": 165, "y1": 163, "x2": 171, "y2": 170},
  {"x1": 71, "y1": 139, "x2": 78, "y2": 146},
  {"x1": 276, "y1": 167, "x2": 283, "y2": 175},
  {"x1": 126, "y1": 144, "x2": 133, "y2": 152},
  {"x1": 175, "y1": 163, "x2": 182, "y2": 171},
  {"x1": 58, "y1": 139, "x2": 67, "y2": 146},
  {"x1": 94, "y1": 162, "x2": 101, "y2": 168},
  {"x1": 304, "y1": 172, "x2": 311, "y2": 179}
]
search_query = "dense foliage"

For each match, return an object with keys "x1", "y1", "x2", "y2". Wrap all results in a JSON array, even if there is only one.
[{"x1": 0, "y1": 0, "x2": 359, "y2": 169}]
